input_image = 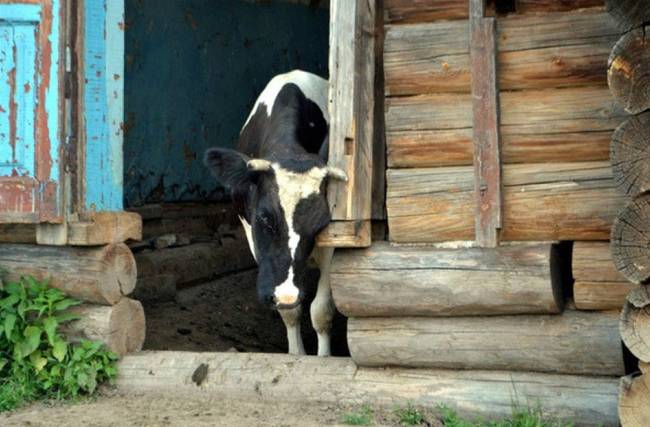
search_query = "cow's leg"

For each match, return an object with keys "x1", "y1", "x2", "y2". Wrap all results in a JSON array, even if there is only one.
[
  {"x1": 311, "y1": 247, "x2": 335, "y2": 357},
  {"x1": 278, "y1": 305, "x2": 305, "y2": 355}
]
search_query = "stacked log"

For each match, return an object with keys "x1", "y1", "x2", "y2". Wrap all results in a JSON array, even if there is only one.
[
  {"x1": 572, "y1": 241, "x2": 635, "y2": 310},
  {"x1": 0, "y1": 242, "x2": 145, "y2": 356}
]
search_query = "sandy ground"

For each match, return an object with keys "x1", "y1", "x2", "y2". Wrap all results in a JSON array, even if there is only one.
[{"x1": 1, "y1": 387, "x2": 443, "y2": 427}]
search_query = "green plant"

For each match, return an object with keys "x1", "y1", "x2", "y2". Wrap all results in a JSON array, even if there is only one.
[
  {"x1": 342, "y1": 405, "x2": 374, "y2": 425},
  {"x1": 437, "y1": 404, "x2": 574, "y2": 427},
  {"x1": 0, "y1": 276, "x2": 118, "y2": 411},
  {"x1": 394, "y1": 403, "x2": 424, "y2": 426}
]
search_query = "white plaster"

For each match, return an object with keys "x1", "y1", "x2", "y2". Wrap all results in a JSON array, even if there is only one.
[{"x1": 242, "y1": 70, "x2": 329, "y2": 130}]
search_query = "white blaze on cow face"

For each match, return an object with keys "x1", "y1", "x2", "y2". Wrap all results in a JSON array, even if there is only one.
[{"x1": 271, "y1": 163, "x2": 328, "y2": 306}]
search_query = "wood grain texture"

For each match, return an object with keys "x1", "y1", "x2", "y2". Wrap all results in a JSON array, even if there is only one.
[
  {"x1": 611, "y1": 194, "x2": 650, "y2": 284},
  {"x1": 117, "y1": 351, "x2": 620, "y2": 426},
  {"x1": 330, "y1": 242, "x2": 564, "y2": 317},
  {"x1": 348, "y1": 310, "x2": 624, "y2": 376},
  {"x1": 384, "y1": 0, "x2": 468, "y2": 24},
  {"x1": 384, "y1": 11, "x2": 618, "y2": 96},
  {"x1": 620, "y1": 286, "x2": 650, "y2": 363},
  {"x1": 386, "y1": 86, "x2": 626, "y2": 168},
  {"x1": 470, "y1": 12, "x2": 501, "y2": 247},
  {"x1": 67, "y1": 211, "x2": 142, "y2": 246},
  {"x1": 316, "y1": 220, "x2": 371, "y2": 247},
  {"x1": 387, "y1": 162, "x2": 625, "y2": 242},
  {"x1": 605, "y1": 0, "x2": 650, "y2": 32},
  {"x1": 61, "y1": 298, "x2": 145, "y2": 356},
  {"x1": 610, "y1": 113, "x2": 650, "y2": 197},
  {"x1": 516, "y1": 0, "x2": 604, "y2": 13},
  {"x1": 619, "y1": 372, "x2": 650, "y2": 427},
  {"x1": 608, "y1": 27, "x2": 650, "y2": 114},
  {"x1": 327, "y1": 0, "x2": 374, "y2": 221},
  {"x1": 573, "y1": 241, "x2": 634, "y2": 310},
  {"x1": 0, "y1": 243, "x2": 136, "y2": 305}
]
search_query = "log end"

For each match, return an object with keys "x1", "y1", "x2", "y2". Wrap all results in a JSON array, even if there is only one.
[
  {"x1": 109, "y1": 298, "x2": 146, "y2": 356},
  {"x1": 105, "y1": 244, "x2": 138, "y2": 298}
]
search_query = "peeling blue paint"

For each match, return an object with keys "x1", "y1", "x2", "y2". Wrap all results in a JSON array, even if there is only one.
[
  {"x1": 84, "y1": 0, "x2": 124, "y2": 211},
  {"x1": 123, "y1": 0, "x2": 328, "y2": 206}
]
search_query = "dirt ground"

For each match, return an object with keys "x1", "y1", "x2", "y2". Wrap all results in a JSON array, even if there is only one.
[
  {"x1": 142, "y1": 268, "x2": 349, "y2": 356},
  {"x1": 1, "y1": 387, "x2": 443, "y2": 426}
]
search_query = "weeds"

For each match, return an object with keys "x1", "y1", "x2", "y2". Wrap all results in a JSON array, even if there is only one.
[
  {"x1": 342, "y1": 404, "x2": 374, "y2": 425},
  {"x1": 394, "y1": 403, "x2": 424, "y2": 425},
  {"x1": 0, "y1": 276, "x2": 118, "y2": 412}
]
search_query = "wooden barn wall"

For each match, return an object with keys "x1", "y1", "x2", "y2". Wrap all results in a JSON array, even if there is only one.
[
  {"x1": 123, "y1": 0, "x2": 328, "y2": 207},
  {"x1": 383, "y1": 1, "x2": 629, "y2": 243}
]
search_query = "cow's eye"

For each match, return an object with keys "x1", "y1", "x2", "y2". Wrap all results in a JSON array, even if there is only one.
[{"x1": 258, "y1": 214, "x2": 275, "y2": 231}]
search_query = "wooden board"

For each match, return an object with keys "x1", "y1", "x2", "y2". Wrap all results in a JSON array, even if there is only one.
[
  {"x1": 516, "y1": 0, "x2": 604, "y2": 13},
  {"x1": 470, "y1": 8, "x2": 501, "y2": 247},
  {"x1": 331, "y1": 242, "x2": 564, "y2": 317},
  {"x1": 316, "y1": 220, "x2": 371, "y2": 248},
  {"x1": 386, "y1": 86, "x2": 626, "y2": 168},
  {"x1": 327, "y1": 0, "x2": 374, "y2": 221},
  {"x1": 0, "y1": 243, "x2": 136, "y2": 305},
  {"x1": 117, "y1": 351, "x2": 620, "y2": 426},
  {"x1": 384, "y1": 11, "x2": 618, "y2": 97},
  {"x1": 384, "y1": 0, "x2": 469, "y2": 24},
  {"x1": 387, "y1": 161, "x2": 625, "y2": 242},
  {"x1": 67, "y1": 211, "x2": 142, "y2": 246},
  {"x1": 348, "y1": 310, "x2": 624, "y2": 376},
  {"x1": 573, "y1": 241, "x2": 633, "y2": 310}
]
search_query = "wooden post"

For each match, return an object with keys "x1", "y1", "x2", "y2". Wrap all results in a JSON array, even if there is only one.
[
  {"x1": 323, "y1": 0, "x2": 375, "y2": 248},
  {"x1": 470, "y1": 0, "x2": 502, "y2": 247}
]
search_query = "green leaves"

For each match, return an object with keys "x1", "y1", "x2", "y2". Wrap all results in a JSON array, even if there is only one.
[{"x1": 0, "y1": 275, "x2": 118, "y2": 412}]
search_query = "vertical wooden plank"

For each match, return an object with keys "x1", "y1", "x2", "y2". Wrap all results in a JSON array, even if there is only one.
[
  {"x1": 470, "y1": 0, "x2": 501, "y2": 247},
  {"x1": 82, "y1": 0, "x2": 124, "y2": 211},
  {"x1": 328, "y1": 0, "x2": 375, "y2": 222},
  {"x1": 372, "y1": 0, "x2": 386, "y2": 220}
]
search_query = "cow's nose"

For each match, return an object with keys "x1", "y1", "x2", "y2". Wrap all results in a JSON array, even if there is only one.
[{"x1": 275, "y1": 292, "x2": 299, "y2": 306}]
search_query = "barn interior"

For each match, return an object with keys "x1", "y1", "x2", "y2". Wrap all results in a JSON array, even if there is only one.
[{"x1": 121, "y1": 0, "x2": 348, "y2": 355}]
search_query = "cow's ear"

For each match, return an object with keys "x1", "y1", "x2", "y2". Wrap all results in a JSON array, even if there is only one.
[{"x1": 204, "y1": 147, "x2": 252, "y2": 189}]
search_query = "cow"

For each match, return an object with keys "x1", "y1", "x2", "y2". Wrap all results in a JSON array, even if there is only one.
[{"x1": 203, "y1": 70, "x2": 347, "y2": 356}]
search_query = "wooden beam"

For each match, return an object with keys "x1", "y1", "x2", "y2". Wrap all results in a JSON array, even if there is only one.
[
  {"x1": 328, "y1": 0, "x2": 375, "y2": 223},
  {"x1": 470, "y1": 1, "x2": 501, "y2": 247},
  {"x1": 316, "y1": 220, "x2": 371, "y2": 248},
  {"x1": 67, "y1": 211, "x2": 142, "y2": 246},
  {"x1": 117, "y1": 351, "x2": 620, "y2": 426}
]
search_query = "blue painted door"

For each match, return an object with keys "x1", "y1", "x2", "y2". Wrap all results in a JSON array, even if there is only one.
[{"x1": 0, "y1": 1, "x2": 61, "y2": 223}]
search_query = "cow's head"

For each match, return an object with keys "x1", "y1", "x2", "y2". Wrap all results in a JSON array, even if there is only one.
[{"x1": 204, "y1": 147, "x2": 347, "y2": 309}]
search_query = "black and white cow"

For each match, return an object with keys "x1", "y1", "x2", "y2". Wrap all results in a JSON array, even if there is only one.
[{"x1": 204, "y1": 70, "x2": 346, "y2": 356}]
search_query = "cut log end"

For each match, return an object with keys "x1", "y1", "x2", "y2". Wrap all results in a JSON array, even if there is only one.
[
  {"x1": 607, "y1": 27, "x2": 650, "y2": 114},
  {"x1": 620, "y1": 289, "x2": 650, "y2": 363},
  {"x1": 605, "y1": 0, "x2": 650, "y2": 32},
  {"x1": 106, "y1": 244, "x2": 138, "y2": 297},
  {"x1": 611, "y1": 194, "x2": 650, "y2": 284},
  {"x1": 610, "y1": 112, "x2": 650, "y2": 197},
  {"x1": 62, "y1": 298, "x2": 146, "y2": 356},
  {"x1": 619, "y1": 372, "x2": 650, "y2": 427}
]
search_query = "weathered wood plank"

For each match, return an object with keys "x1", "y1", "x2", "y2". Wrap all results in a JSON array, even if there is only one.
[
  {"x1": 573, "y1": 241, "x2": 635, "y2": 310},
  {"x1": 383, "y1": 11, "x2": 618, "y2": 96},
  {"x1": 117, "y1": 351, "x2": 620, "y2": 426},
  {"x1": 328, "y1": 0, "x2": 374, "y2": 221},
  {"x1": 386, "y1": 86, "x2": 626, "y2": 168},
  {"x1": 67, "y1": 211, "x2": 142, "y2": 246},
  {"x1": 384, "y1": 0, "x2": 468, "y2": 24},
  {"x1": 0, "y1": 243, "x2": 136, "y2": 305},
  {"x1": 516, "y1": 0, "x2": 604, "y2": 13},
  {"x1": 316, "y1": 220, "x2": 371, "y2": 248},
  {"x1": 331, "y1": 242, "x2": 565, "y2": 317},
  {"x1": 387, "y1": 162, "x2": 625, "y2": 242},
  {"x1": 348, "y1": 310, "x2": 624, "y2": 376},
  {"x1": 470, "y1": 8, "x2": 501, "y2": 247}
]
